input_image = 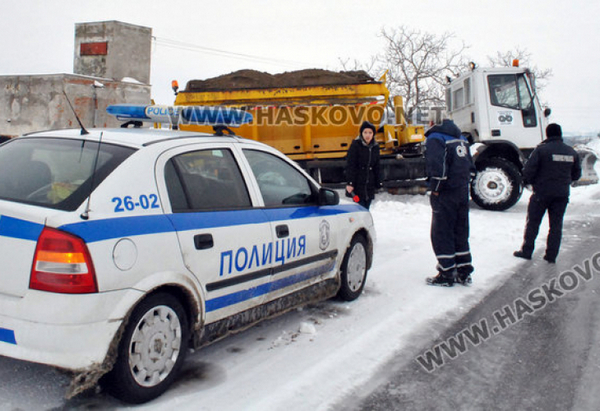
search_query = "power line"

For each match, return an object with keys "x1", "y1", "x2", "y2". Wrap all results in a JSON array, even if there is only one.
[{"x1": 153, "y1": 36, "x2": 314, "y2": 69}]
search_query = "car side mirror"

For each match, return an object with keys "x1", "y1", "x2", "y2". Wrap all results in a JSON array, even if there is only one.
[
  {"x1": 318, "y1": 187, "x2": 339, "y2": 206},
  {"x1": 544, "y1": 107, "x2": 551, "y2": 117}
]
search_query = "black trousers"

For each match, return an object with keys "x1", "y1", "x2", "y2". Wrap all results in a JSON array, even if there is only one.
[
  {"x1": 355, "y1": 185, "x2": 374, "y2": 209},
  {"x1": 430, "y1": 187, "x2": 473, "y2": 276},
  {"x1": 521, "y1": 193, "x2": 569, "y2": 261}
]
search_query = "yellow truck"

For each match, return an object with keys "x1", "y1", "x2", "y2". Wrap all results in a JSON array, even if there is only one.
[
  {"x1": 172, "y1": 69, "x2": 428, "y2": 192},
  {"x1": 169, "y1": 67, "x2": 597, "y2": 211}
]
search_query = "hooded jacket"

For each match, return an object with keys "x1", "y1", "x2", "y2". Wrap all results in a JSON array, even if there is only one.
[
  {"x1": 523, "y1": 135, "x2": 581, "y2": 198},
  {"x1": 425, "y1": 119, "x2": 475, "y2": 192},
  {"x1": 345, "y1": 132, "x2": 381, "y2": 201}
]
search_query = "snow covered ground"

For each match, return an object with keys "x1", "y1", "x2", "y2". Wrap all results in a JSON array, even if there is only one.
[
  {"x1": 125, "y1": 139, "x2": 600, "y2": 411},
  {"x1": 2, "y1": 139, "x2": 600, "y2": 411}
]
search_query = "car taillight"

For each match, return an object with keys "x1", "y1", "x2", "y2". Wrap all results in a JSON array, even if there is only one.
[{"x1": 30, "y1": 227, "x2": 98, "y2": 294}]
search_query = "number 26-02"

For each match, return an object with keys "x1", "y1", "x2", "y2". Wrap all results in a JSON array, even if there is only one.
[{"x1": 112, "y1": 194, "x2": 160, "y2": 212}]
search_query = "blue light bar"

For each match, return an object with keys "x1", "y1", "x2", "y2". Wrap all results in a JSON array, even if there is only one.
[
  {"x1": 106, "y1": 104, "x2": 253, "y2": 127},
  {"x1": 106, "y1": 104, "x2": 150, "y2": 121}
]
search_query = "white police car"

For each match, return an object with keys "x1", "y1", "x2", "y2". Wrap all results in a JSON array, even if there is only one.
[{"x1": 0, "y1": 105, "x2": 375, "y2": 403}]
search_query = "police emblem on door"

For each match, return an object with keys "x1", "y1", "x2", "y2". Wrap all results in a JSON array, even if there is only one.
[{"x1": 319, "y1": 220, "x2": 331, "y2": 250}]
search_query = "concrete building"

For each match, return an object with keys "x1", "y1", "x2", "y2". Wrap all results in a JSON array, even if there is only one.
[
  {"x1": 0, "y1": 21, "x2": 152, "y2": 137},
  {"x1": 74, "y1": 21, "x2": 152, "y2": 84}
]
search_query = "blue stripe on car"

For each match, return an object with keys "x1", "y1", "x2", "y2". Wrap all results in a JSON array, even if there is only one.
[
  {"x1": 0, "y1": 328, "x2": 16, "y2": 345},
  {"x1": 58, "y1": 204, "x2": 365, "y2": 243},
  {"x1": 0, "y1": 204, "x2": 365, "y2": 243},
  {"x1": 0, "y1": 215, "x2": 44, "y2": 241},
  {"x1": 205, "y1": 258, "x2": 336, "y2": 312}
]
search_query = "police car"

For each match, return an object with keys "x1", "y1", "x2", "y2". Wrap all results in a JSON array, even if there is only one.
[{"x1": 0, "y1": 105, "x2": 375, "y2": 403}]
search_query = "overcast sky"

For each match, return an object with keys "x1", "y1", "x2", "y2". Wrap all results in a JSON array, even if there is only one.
[{"x1": 1, "y1": 0, "x2": 598, "y2": 133}]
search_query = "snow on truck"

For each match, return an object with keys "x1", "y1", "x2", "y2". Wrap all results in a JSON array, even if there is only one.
[{"x1": 171, "y1": 65, "x2": 597, "y2": 211}]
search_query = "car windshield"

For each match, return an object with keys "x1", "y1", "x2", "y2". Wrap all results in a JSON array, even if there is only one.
[{"x1": 0, "y1": 137, "x2": 135, "y2": 210}]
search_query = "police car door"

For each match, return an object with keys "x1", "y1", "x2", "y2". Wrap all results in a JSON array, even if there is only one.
[
  {"x1": 241, "y1": 148, "x2": 338, "y2": 303},
  {"x1": 157, "y1": 144, "x2": 274, "y2": 323}
]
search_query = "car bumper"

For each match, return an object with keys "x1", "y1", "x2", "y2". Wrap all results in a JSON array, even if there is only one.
[{"x1": 0, "y1": 288, "x2": 143, "y2": 370}]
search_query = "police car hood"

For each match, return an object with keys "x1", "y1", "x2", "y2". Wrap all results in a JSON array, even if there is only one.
[{"x1": 0, "y1": 200, "x2": 54, "y2": 298}]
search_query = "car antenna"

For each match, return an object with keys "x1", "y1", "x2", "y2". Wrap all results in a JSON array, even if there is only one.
[
  {"x1": 63, "y1": 91, "x2": 90, "y2": 135},
  {"x1": 80, "y1": 131, "x2": 103, "y2": 220}
]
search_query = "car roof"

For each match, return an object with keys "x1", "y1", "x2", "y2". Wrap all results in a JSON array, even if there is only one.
[{"x1": 22, "y1": 127, "x2": 262, "y2": 150}]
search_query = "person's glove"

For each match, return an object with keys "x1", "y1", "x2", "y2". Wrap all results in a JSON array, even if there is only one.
[{"x1": 345, "y1": 188, "x2": 360, "y2": 203}]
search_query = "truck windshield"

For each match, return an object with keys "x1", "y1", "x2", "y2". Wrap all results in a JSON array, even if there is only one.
[
  {"x1": 488, "y1": 74, "x2": 534, "y2": 111},
  {"x1": 0, "y1": 137, "x2": 135, "y2": 210}
]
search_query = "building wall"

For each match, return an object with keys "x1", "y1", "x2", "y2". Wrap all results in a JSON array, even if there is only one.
[
  {"x1": 73, "y1": 21, "x2": 152, "y2": 84},
  {"x1": 0, "y1": 20, "x2": 153, "y2": 137},
  {"x1": 0, "y1": 74, "x2": 150, "y2": 136}
]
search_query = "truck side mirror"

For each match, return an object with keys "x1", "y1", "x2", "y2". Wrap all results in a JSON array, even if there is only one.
[{"x1": 544, "y1": 108, "x2": 552, "y2": 117}]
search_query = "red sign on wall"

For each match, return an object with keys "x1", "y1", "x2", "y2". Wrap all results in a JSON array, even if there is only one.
[{"x1": 80, "y1": 42, "x2": 108, "y2": 56}]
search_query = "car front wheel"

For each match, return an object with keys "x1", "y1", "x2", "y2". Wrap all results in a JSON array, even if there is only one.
[
  {"x1": 337, "y1": 235, "x2": 368, "y2": 301},
  {"x1": 103, "y1": 292, "x2": 189, "y2": 404}
]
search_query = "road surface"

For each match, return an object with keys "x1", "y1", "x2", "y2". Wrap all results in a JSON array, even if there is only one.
[{"x1": 345, "y1": 218, "x2": 600, "y2": 411}]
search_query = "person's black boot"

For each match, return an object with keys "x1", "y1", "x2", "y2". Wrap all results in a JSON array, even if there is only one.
[
  {"x1": 426, "y1": 272, "x2": 454, "y2": 287},
  {"x1": 456, "y1": 271, "x2": 472, "y2": 286},
  {"x1": 513, "y1": 250, "x2": 532, "y2": 260},
  {"x1": 543, "y1": 255, "x2": 556, "y2": 264}
]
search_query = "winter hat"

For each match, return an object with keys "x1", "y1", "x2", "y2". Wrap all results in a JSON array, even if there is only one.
[
  {"x1": 546, "y1": 123, "x2": 562, "y2": 138},
  {"x1": 360, "y1": 121, "x2": 376, "y2": 135}
]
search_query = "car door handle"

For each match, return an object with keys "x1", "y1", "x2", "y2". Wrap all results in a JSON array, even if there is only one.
[
  {"x1": 276, "y1": 224, "x2": 289, "y2": 238},
  {"x1": 194, "y1": 234, "x2": 214, "y2": 250}
]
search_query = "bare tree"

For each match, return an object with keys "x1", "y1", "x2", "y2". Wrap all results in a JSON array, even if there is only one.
[
  {"x1": 376, "y1": 26, "x2": 468, "y2": 121},
  {"x1": 487, "y1": 47, "x2": 552, "y2": 93},
  {"x1": 338, "y1": 56, "x2": 379, "y2": 75}
]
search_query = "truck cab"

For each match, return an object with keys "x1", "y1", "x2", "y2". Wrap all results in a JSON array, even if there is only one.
[{"x1": 446, "y1": 63, "x2": 551, "y2": 210}]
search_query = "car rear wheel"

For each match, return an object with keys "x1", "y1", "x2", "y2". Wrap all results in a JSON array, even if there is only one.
[
  {"x1": 103, "y1": 292, "x2": 189, "y2": 404},
  {"x1": 337, "y1": 235, "x2": 368, "y2": 301}
]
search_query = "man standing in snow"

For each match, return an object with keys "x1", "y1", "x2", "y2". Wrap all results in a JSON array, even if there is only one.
[
  {"x1": 425, "y1": 119, "x2": 476, "y2": 286},
  {"x1": 514, "y1": 123, "x2": 581, "y2": 263}
]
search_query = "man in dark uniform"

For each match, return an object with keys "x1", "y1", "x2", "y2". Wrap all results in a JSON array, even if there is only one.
[
  {"x1": 425, "y1": 119, "x2": 476, "y2": 286},
  {"x1": 514, "y1": 123, "x2": 581, "y2": 263}
]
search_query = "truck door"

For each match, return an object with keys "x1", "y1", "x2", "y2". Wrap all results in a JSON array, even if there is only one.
[
  {"x1": 487, "y1": 73, "x2": 545, "y2": 149},
  {"x1": 158, "y1": 145, "x2": 274, "y2": 324}
]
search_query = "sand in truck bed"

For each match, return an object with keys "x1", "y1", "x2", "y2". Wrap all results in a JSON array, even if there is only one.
[{"x1": 184, "y1": 69, "x2": 376, "y2": 92}]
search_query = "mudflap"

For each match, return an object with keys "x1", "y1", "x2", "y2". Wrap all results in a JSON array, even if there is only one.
[
  {"x1": 65, "y1": 323, "x2": 125, "y2": 399},
  {"x1": 574, "y1": 146, "x2": 599, "y2": 186}
]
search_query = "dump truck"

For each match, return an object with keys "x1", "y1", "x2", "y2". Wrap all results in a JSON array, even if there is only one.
[
  {"x1": 171, "y1": 66, "x2": 597, "y2": 211},
  {"x1": 172, "y1": 69, "x2": 428, "y2": 193}
]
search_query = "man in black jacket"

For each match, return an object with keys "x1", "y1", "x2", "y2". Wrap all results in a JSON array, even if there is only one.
[
  {"x1": 425, "y1": 119, "x2": 476, "y2": 286},
  {"x1": 514, "y1": 123, "x2": 582, "y2": 263}
]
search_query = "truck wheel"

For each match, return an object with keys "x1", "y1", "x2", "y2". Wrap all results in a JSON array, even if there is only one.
[
  {"x1": 103, "y1": 293, "x2": 189, "y2": 404},
  {"x1": 471, "y1": 158, "x2": 522, "y2": 211},
  {"x1": 337, "y1": 235, "x2": 368, "y2": 301}
]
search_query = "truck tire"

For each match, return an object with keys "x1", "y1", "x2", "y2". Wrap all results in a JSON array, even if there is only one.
[
  {"x1": 103, "y1": 292, "x2": 189, "y2": 404},
  {"x1": 337, "y1": 235, "x2": 368, "y2": 301},
  {"x1": 471, "y1": 158, "x2": 522, "y2": 211}
]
